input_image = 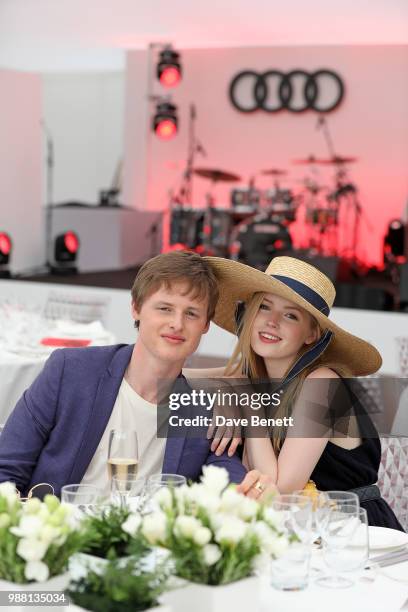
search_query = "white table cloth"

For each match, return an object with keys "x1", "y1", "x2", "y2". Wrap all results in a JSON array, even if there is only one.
[{"x1": 0, "y1": 316, "x2": 115, "y2": 425}]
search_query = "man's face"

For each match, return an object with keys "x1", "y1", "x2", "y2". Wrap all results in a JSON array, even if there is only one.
[{"x1": 132, "y1": 282, "x2": 210, "y2": 365}]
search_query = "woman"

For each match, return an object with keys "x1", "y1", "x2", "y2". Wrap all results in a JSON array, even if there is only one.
[{"x1": 186, "y1": 255, "x2": 403, "y2": 530}]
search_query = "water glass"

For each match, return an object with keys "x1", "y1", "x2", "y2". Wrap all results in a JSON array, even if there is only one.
[
  {"x1": 140, "y1": 473, "x2": 186, "y2": 513},
  {"x1": 270, "y1": 495, "x2": 313, "y2": 590},
  {"x1": 315, "y1": 496, "x2": 361, "y2": 588},
  {"x1": 61, "y1": 484, "x2": 105, "y2": 513}
]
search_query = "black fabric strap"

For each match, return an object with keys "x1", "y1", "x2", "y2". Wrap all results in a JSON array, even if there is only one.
[{"x1": 349, "y1": 484, "x2": 381, "y2": 503}]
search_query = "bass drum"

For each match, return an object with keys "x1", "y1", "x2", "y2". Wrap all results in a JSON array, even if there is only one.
[
  {"x1": 170, "y1": 206, "x2": 204, "y2": 249},
  {"x1": 230, "y1": 213, "x2": 293, "y2": 270}
]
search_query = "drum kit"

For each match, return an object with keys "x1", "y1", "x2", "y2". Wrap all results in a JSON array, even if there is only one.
[{"x1": 168, "y1": 110, "x2": 364, "y2": 267}]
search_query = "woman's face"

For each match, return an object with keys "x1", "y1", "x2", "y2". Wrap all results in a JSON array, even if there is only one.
[{"x1": 250, "y1": 292, "x2": 318, "y2": 375}]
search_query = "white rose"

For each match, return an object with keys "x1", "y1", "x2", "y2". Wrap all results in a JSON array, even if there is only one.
[
  {"x1": 16, "y1": 538, "x2": 48, "y2": 562},
  {"x1": 153, "y1": 487, "x2": 173, "y2": 510},
  {"x1": 24, "y1": 498, "x2": 42, "y2": 514},
  {"x1": 187, "y1": 484, "x2": 220, "y2": 513},
  {"x1": 174, "y1": 515, "x2": 202, "y2": 539},
  {"x1": 10, "y1": 515, "x2": 44, "y2": 539},
  {"x1": 142, "y1": 512, "x2": 167, "y2": 545},
  {"x1": 237, "y1": 496, "x2": 259, "y2": 521},
  {"x1": 262, "y1": 507, "x2": 286, "y2": 531},
  {"x1": 201, "y1": 466, "x2": 229, "y2": 495},
  {"x1": 215, "y1": 516, "x2": 247, "y2": 545},
  {"x1": 219, "y1": 488, "x2": 242, "y2": 514},
  {"x1": 203, "y1": 543, "x2": 222, "y2": 566},
  {"x1": 193, "y1": 526, "x2": 212, "y2": 546},
  {"x1": 250, "y1": 521, "x2": 288, "y2": 557},
  {"x1": 24, "y1": 560, "x2": 49, "y2": 582},
  {"x1": 0, "y1": 482, "x2": 19, "y2": 510},
  {"x1": 122, "y1": 513, "x2": 142, "y2": 537},
  {"x1": 39, "y1": 525, "x2": 60, "y2": 545}
]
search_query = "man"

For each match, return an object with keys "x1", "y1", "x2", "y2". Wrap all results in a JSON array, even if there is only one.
[{"x1": 0, "y1": 251, "x2": 246, "y2": 497}]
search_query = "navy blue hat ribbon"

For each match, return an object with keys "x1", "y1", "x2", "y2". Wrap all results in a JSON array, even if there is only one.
[
  {"x1": 272, "y1": 274, "x2": 330, "y2": 316},
  {"x1": 281, "y1": 329, "x2": 334, "y2": 387}
]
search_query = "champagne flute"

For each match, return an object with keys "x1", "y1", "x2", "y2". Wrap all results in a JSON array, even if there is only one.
[{"x1": 107, "y1": 430, "x2": 138, "y2": 481}]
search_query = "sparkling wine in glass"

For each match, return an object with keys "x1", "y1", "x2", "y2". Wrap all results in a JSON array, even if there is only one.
[{"x1": 107, "y1": 430, "x2": 138, "y2": 481}]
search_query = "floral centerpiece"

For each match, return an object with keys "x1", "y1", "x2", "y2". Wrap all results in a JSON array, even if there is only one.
[
  {"x1": 125, "y1": 466, "x2": 288, "y2": 586},
  {"x1": 80, "y1": 504, "x2": 150, "y2": 561},
  {"x1": 0, "y1": 482, "x2": 83, "y2": 584},
  {"x1": 68, "y1": 556, "x2": 170, "y2": 612}
]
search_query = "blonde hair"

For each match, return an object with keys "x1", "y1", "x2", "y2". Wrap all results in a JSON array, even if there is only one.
[{"x1": 225, "y1": 292, "x2": 352, "y2": 453}]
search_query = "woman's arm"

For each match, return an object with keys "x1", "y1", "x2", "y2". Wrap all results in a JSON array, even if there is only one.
[{"x1": 244, "y1": 367, "x2": 338, "y2": 493}]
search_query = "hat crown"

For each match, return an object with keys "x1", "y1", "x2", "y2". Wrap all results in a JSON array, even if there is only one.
[{"x1": 265, "y1": 256, "x2": 336, "y2": 308}]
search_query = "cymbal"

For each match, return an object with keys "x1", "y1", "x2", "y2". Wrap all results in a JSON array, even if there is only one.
[
  {"x1": 293, "y1": 155, "x2": 358, "y2": 165},
  {"x1": 193, "y1": 168, "x2": 241, "y2": 182},
  {"x1": 318, "y1": 156, "x2": 358, "y2": 165},
  {"x1": 261, "y1": 168, "x2": 288, "y2": 176},
  {"x1": 292, "y1": 155, "x2": 327, "y2": 165}
]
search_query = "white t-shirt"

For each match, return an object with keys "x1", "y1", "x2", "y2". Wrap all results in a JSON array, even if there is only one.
[{"x1": 80, "y1": 378, "x2": 166, "y2": 496}]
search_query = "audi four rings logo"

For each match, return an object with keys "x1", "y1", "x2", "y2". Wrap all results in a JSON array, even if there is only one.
[{"x1": 229, "y1": 69, "x2": 345, "y2": 113}]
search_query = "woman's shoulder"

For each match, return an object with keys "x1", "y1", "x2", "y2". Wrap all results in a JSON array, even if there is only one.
[{"x1": 305, "y1": 366, "x2": 340, "y2": 380}]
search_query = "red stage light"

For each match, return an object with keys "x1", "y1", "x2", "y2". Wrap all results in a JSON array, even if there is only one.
[
  {"x1": 155, "y1": 118, "x2": 177, "y2": 140},
  {"x1": 157, "y1": 48, "x2": 182, "y2": 88},
  {"x1": 0, "y1": 233, "x2": 12, "y2": 256},
  {"x1": 64, "y1": 231, "x2": 79, "y2": 254},
  {"x1": 159, "y1": 66, "x2": 181, "y2": 88}
]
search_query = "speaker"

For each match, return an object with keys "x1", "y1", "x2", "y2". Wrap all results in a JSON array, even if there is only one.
[
  {"x1": 400, "y1": 263, "x2": 408, "y2": 308},
  {"x1": 334, "y1": 283, "x2": 394, "y2": 311}
]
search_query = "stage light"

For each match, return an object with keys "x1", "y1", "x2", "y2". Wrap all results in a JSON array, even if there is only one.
[
  {"x1": 52, "y1": 231, "x2": 79, "y2": 274},
  {"x1": 153, "y1": 101, "x2": 178, "y2": 140},
  {"x1": 157, "y1": 47, "x2": 182, "y2": 88},
  {"x1": 384, "y1": 219, "x2": 405, "y2": 258},
  {"x1": 0, "y1": 232, "x2": 12, "y2": 277}
]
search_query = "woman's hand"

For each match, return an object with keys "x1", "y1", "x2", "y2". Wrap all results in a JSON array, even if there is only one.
[{"x1": 236, "y1": 469, "x2": 279, "y2": 501}]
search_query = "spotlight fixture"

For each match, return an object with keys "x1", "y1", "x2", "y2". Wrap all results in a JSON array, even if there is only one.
[
  {"x1": 157, "y1": 47, "x2": 182, "y2": 88},
  {"x1": 0, "y1": 232, "x2": 12, "y2": 277},
  {"x1": 384, "y1": 219, "x2": 405, "y2": 259},
  {"x1": 52, "y1": 230, "x2": 79, "y2": 274},
  {"x1": 153, "y1": 101, "x2": 178, "y2": 140}
]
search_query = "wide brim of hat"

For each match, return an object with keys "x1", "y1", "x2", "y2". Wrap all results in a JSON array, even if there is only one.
[{"x1": 205, "y1": 257, "x2": 382, "y2": 376}]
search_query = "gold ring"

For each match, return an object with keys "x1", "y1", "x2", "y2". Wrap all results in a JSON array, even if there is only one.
[{"x1": 254, "y1": 480, "x2": 266, "y2": 494}]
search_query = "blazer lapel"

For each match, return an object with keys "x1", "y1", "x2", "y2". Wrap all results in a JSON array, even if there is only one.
[
  {"x1": 162, "y1": 437, "x2": 186, "y2": 474},
  {"x1": 69, "y1": 344, "x2": 134, "y2": 483}
]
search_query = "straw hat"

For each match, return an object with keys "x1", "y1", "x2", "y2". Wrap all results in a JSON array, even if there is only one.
[{"x1": 204, "y1": 256, "x2": 382, "y2": 376}]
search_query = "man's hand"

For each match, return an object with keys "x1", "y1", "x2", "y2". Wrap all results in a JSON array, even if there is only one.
[{"x1": 236, "y1": 469, "x2": 279, "y2": 502}]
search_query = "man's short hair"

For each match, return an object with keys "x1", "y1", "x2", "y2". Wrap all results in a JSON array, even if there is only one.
[{"x1": 131, "y1": 251, "x2": 219, "y2": 327}]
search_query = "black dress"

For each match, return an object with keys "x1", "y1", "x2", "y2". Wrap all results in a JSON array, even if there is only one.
[{"x1": 310, "y1": 437, "x2": 404, "y2": 531}]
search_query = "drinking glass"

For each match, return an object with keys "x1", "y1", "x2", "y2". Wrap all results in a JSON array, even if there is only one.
[
  {"x1": 111, "y1": 475, "x2": 146, "y2": 510},
  {"x1": 319, "y1": 507, "x2": 369, "y2": 587},
  {"x1": 270, "y1": 495, "x2": 313, "y2": 591},
  {"x1": 107, "y1": 430, "x2": 138, "y2": 482},
  {"x1": 61, "y1": 484, "x2": 105, "y2": 513},
  {"x1": 140, "y1": 473, "x2": 186, "y2": 513},
  {"x1": 315, "y1": 494, "x2": 361, "y2": 588}
]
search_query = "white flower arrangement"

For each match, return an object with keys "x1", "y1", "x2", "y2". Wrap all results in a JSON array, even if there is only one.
[
  {"x1": 0, "y1": 482, "x2": 84, "y2": 584},
  {"x1": 126, "y1": 466, "x2": 288, "y2": 586}
]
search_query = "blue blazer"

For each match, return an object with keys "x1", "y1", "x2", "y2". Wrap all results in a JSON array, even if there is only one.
[{"x1": 0, "y1": 344, "x2": 246, "y2": 497}]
